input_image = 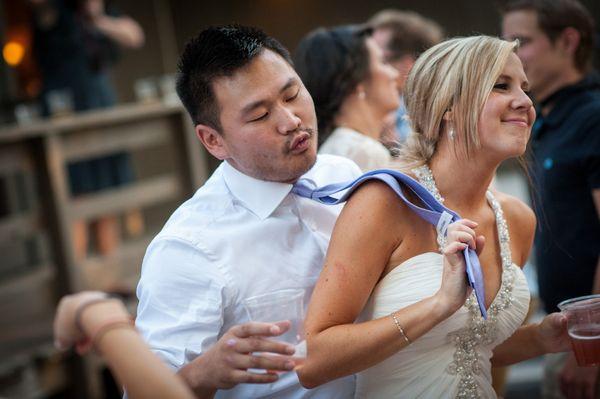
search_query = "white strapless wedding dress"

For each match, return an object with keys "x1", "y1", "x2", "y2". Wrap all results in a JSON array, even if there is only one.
[{"x1": 354, "y1": 166, "x2": 530, "y2": 399}]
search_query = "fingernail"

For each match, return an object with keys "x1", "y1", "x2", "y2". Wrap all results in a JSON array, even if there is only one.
[
  {"x1": 270, "y1": 325, "x2": 281, "y2": 334},
  {"x1": 285, "y1": 361, "x2": 295, "y2": 370},
  {"x1": 285, "y1": 345, "x2": 296, "y2": 355},
  {"x1": 226, "y1": 339, "x2": 237, "y2": 347}
]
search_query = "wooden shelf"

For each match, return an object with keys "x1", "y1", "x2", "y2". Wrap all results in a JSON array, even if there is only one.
[
  {"x1": 61, "y1": 118, "x2": 171, "y2": 162},
  {"x1": 0, "y1": 101, "x2": 210, "y2": 398},
  {"x1": 0, "y1": 267, "x2": 56, "y2": 360},
  {"x1": 79, "y1": 234, "x2": 154, "y2": 292},
  {"x1": 70, "y1": 175, "x2": 182, "y2": 220},
  {"x1": 0, "y1": 212, "x2": 41, "y2": 242},
  {"x1": 0, "y1": 102, "x2": 186, "y2": 143}
]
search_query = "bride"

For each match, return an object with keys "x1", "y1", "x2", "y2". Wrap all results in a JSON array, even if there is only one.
[{"x1": 296, "y1": 36, "x2": 571, "y2": 398}]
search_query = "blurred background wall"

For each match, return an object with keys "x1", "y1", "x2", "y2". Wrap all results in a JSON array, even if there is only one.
[{"x1": 2, "y1": 0, "x2": 599, "y2": 111}]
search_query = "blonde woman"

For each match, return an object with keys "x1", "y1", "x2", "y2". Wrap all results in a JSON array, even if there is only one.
[{"x1": 296, "y1": 36, "x2": 571, "y2": 398}]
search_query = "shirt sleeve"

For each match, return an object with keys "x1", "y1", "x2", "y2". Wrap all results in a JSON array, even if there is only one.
[{"x1": 135, "y1": 237, "x2": 229, "y2": 369}]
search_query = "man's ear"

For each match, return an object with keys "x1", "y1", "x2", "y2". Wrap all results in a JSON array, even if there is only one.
[
  {"x1": 557, "y1": 27, "x2": 581, "y2": 59},
  {"x1": 196, "y1": 124, "x2": 229, "y2": 160}
]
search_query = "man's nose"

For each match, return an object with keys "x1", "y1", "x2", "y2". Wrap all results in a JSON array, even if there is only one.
[{"x1": 277, "y1": 105, "x2": 301, "y2": 135}]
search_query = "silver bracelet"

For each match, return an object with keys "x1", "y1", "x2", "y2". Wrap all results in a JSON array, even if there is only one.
[{"x1": 391, "y1": 312, "x2": 411, "y2": 344}]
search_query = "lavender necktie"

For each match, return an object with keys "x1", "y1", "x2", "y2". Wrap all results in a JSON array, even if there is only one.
[{"x1": 293, "y1": 168, "x2": 487, "y2": 319}]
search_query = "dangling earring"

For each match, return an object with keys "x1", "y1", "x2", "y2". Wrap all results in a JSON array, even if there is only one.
[
  {"x1": 358, "y1": 91, "x2": 366, "y2": 100},
  {"x1": 448, "y1": 127, "x2": 455, "y2": 140}
]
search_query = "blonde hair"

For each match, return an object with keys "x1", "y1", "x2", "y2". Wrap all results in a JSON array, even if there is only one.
[{"x1": 398, "y1": 35, "x2": 518, "y2": 167}]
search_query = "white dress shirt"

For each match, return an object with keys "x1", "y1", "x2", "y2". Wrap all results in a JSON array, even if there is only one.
[
  {"x1": 319, "y1": 126, "x2": 392, "y2": 172},
  {"x1": 135, "y1": 154, "x2": 361, "y2": 399}
]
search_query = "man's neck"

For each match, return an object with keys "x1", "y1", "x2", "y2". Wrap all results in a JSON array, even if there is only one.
[{"x1": 538, "y1": 69, "x2": 585, "y2": 116}]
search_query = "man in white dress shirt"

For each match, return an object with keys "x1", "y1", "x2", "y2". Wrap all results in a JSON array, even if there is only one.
[{"x1": 135, "y1": 25, "x2": 360, "y2": 398}]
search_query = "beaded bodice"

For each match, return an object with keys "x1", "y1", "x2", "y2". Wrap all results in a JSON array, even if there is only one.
[
  {"x1": 354, "y1": 166, "x2": 530, "y2": 399},
  {"x1": 413, "y1": 165, "x2": 523, "y2": 398}
]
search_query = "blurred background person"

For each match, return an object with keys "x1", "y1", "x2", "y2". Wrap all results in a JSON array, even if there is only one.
[
  {"x1": 294, "y1": 25, "x2": 399, "y2": 172},
  {"x1": 501, "y1": 0, "x2": 600, "y2": 398},
  {"x1": 29, "y1": 0, "x2": 145, "y2": 259},
  {"x1": 368, "y1": 9, "x2": 444, "y2": 143}
]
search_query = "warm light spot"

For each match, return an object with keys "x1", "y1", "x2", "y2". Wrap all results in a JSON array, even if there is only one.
[{"x1": 3, "y1": 41, "x2": 25, "y2": 66}]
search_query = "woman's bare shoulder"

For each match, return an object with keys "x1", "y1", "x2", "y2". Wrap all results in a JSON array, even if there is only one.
[
  {"x1": 492, "y1": 191, "x2": 536, "y2": 229},
  {"x1": 491, "y1": 190, "x2": 536, "y2": 266}
]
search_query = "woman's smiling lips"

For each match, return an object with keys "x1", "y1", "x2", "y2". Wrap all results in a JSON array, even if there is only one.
[{"x1": 502, "y1": 118, "x2": 529, "y2": 128}]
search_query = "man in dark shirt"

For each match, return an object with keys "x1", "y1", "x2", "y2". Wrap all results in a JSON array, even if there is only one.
[{"x1": 502, "y1": 0, "x2": 600, "y2": 397}]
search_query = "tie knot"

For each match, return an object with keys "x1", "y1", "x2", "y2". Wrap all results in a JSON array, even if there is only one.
[{"x1": 292, "y1": 178, "x2": 317, "y2": 199}]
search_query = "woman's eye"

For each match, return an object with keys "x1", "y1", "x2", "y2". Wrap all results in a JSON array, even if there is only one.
[{"x1": 494, "y1": 83, "x2": 509, "y2": 90}]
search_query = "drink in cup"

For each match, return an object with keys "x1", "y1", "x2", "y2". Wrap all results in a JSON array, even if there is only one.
[
  {"x1": 243, "y1": 288, "x2": 306, "y2": 368},
  {"x1": 558, "y1": 294, "x2": 600, "y2": 366}
]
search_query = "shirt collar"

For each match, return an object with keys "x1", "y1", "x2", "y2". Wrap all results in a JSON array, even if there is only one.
[
  {"x1": 538, "y1": 72, "x2": 600, "y2": 128},
  {"x1": 222, "y1": 161, "x2": 294, "y2": 220}
]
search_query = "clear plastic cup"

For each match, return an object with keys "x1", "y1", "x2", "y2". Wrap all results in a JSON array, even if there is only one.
[
  {"x1": 243, "y1": 288, "x2": 306, "y2": 363},
  {"x1": 558, "y1": 294, "x2": 600, "y2": 366}
]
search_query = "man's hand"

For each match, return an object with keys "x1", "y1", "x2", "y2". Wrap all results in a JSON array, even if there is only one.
[
  {"x1": 179, "y1": 321, "x2": 298, "y2": 398},
  {"x1": 559, "y1": 353, "x2": 599, "y2": 399}
]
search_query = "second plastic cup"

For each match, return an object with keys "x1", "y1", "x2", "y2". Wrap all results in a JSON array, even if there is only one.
[
  {"x1": 243, "y1": 288, "x2": 306, "y2": 360},
  {"x1": 558, "y1": 294, "x2": 600, "y2": 366}
]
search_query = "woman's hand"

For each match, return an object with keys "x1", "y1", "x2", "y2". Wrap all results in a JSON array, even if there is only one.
[
  {"x1": 436, "y1": 219, "x2": 485, "y2": 315},
  {"x1": 536, "y1": 312, "x2": 571, "y2": 353},
  {"x1": 53, "y1": 291, "x2": 109, "y2": 350}
]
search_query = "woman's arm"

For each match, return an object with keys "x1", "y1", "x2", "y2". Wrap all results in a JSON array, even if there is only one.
[
  {"x1": 491, "y1": 194, "x2": 571, "y2": 366},
  {"x1": 54, "y1": 292, "x2": 194, "y2": 399},
  {"x1": 297, "y1": 181, "x2": 479, "y2": 388},
  {"x1": 491, "y1": 313, "x2": 569, "y2": 367}
]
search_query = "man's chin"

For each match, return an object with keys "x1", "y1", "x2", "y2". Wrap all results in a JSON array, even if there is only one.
[{"x1": 280, "y1": 155, "x2": 317, "y2": 183}]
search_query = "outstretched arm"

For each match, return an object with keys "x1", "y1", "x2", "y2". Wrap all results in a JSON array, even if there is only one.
[
  {"x1": 82, "y1": 0, "x2": 144, "y2": 48},
  {"x1": 54, "y1": 292, "x2": 195, "y2": 399},
  {"x1": 492, "y1": 195, "x2": 571, "y2": 366}
]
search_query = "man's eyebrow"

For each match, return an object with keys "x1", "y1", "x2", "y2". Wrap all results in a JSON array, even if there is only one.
[
  {"x1": 240, "y1": 78, "x2": 298, "y2": 115},
  {"x1": 279, "y1": 77, "x2": 298, "y2": 94},
  {"x1": 241, "y1": 99, "x2": 268, "y2": 115}
]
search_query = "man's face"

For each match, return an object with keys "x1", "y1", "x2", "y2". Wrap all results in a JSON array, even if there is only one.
[
  {"x1": 502, "y1": 9, "x2": 568, "y2": 100},
  {"x1": 212, "y1": 50, "x2": 318, "y2": 183}
]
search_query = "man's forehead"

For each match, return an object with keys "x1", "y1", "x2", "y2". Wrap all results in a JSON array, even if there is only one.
[
  {"x1": 212, "y1": 50, "x2": 298, "y2": 110},
  {"x1": 503, "y1": 9, "x2": 540, "y2": 33}
]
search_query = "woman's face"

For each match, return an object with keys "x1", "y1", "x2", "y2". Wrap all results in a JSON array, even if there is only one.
[
  {"x1": 478, "y1": 52, "x2": 535, "y2": 159},
  {"x1": 362, "y1": 38, "x2": 401, "y2": 116}
]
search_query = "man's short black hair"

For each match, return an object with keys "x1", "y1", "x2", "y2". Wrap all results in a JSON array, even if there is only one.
[{"x1": 176, "y1": 25, "x2": 292, "y2": 131}]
